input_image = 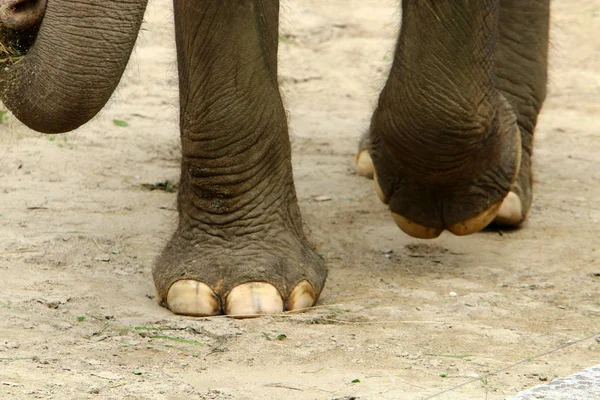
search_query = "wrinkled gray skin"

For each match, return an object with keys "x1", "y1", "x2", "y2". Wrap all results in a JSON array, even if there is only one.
[{"x1": 1, "y1": 0, "x2": 550, "y2": 315}]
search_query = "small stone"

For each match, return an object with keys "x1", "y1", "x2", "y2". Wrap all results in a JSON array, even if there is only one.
[
  {"x1": 312, "y1": 195, "x2": 332, "y2": 202},
  {"x1": 94, "y1": 256, "x2": 111, "y2": 262},
  {"x1": 1, "y1": 382, "x2": 22, "y2": 387},
  {"x1": 449, "y1": 292, "x2": 459, "y2": 297}
]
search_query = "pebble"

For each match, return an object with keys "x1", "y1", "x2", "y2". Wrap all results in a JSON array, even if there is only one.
[{"x1": 312, "y1": 195, "x2": 332, "y2": 202}]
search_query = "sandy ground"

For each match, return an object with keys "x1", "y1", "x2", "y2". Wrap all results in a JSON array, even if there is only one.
[{"x1": 1, "y1": 1, "x2": 599, "y2": 399}]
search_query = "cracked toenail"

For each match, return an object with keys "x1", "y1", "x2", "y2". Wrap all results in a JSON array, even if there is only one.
[
  {"x1": 287, "y1": 280, "x2": 316, "y2": 311},
  {"x1": 225, "y1": 282, "x2": 283, "y2": 318},
  {"x1": 167, "y1": 280, "x2": 220, "y2": 317}
]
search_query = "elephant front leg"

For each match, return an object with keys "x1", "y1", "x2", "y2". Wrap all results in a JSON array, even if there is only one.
[{"x1": 154, "y1": 0, "x2": 326, "y2": 317}]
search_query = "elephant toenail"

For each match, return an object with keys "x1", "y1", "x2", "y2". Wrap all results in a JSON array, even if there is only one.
[
  {"x1": 355, "y1": 150, "x2": 374, "y2": 178},
  {"x1": 447, "y1": 201, "x2": 502, "y2": 236},
  {"x1": 287, "y1": 280, "x2": 316, "y2": 312},
  {"x1": 166, "y1": 280, "x2": 220, "y2": 317},
  {"x1": 494, "y1": 192, "x2": 523, "y2": 226},
  {"x1": 225, "y1": 282, "x2": 283, "y2": 318},
  {"x1": 391, "y1": 212, "x2": 443, "y2": 239}
]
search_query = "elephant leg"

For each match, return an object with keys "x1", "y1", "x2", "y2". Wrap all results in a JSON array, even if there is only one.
[
  {"x1": 365, "y1": 1, "x2": 526, "y2": 238},
  {"x1": 493, "y1": 0, "x2": 550, "y2": 225},
  {"x1": 153, "y1": 1, "x2": 327, "y2": 317},
  {"x1": 358, "y1": 1, "x2": 550, "y2": 237}
]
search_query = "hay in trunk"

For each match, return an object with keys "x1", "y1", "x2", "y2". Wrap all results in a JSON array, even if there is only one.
[{"x1": 0, "y1": 26, "x2": 37, "y2": 67}]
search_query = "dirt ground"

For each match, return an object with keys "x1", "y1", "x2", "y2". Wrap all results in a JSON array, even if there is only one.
[{"x1": 1, "y1": 1, "x2": 599, "y2": 399}]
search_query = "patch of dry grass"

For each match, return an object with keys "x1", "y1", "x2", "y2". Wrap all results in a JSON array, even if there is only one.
[{"x1": 0, "y1": 28, "x2": 27, "y2": 67}]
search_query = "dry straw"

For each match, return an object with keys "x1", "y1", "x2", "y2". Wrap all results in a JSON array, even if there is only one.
[{"x1": 0, "y1": 28, "x2": 26, "y2": 66}]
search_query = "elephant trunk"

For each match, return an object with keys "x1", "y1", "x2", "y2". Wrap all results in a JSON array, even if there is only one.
[{"x1": 0, "y1": 0, "x2": 147, "y2": 134}]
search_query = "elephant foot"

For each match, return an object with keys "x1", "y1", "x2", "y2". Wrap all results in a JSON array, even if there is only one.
[
  {"x1": 153, "y1": 226, "x2": 327, "y2": 318},
  {"x1": 366, "y1": 153, "x2": 532, "y2": 233},
  {"x1": 373, "y1": 170, "x2": 505, "y2": 238},
  {"x1": 372, "y1": 167, "x2": 525, "y2": 235},
  {"x1": 364, "y1": 94, "x2": 528, "y2": 238},
  {"x1": 370, "y1": 160, "x2": 526, "y2": 238}
]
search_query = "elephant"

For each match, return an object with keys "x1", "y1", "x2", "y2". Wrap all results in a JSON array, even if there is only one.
[{"x1": 0, "y1": 0, "x2": 550, "y2": 317}]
